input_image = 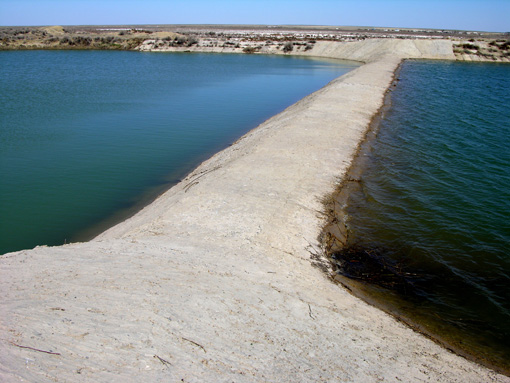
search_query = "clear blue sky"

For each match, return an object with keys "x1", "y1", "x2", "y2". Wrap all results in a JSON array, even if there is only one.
[{"x1": 0, "y1": 0, "x2": 508, "y2": 32}]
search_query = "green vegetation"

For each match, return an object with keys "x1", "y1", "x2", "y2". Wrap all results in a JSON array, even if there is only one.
[
  {"x1": 283, "y1": 42, "x2": 293, "y2": 52},
  {"x1": 460, "y1": 43, "x2": 479, "y2": 50},
  {"x1": 0, "y1": 26, "x2": 178, "y2": 51},
  {"x1": 453, "y1": 39, "x2": 510, "y2": 60},
  {"x1": 1, "y1": 25, "x2": 506, "y2": 61}
]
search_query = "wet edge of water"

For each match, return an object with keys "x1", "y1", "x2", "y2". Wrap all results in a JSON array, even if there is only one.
[
  {"x1": 67, "y1": 54, "x2": 359, "y2": 245},
  {"x1": 71, "y1": 149, "x2": 217, "y2": 243},
  {"x1": 319, "y1": 59, "x2": 510, "y2": 377}
]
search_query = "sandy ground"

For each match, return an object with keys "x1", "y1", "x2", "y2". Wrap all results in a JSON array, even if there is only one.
[{"x1": 1, "y1": 40, "x2": 509, "y2": 382}]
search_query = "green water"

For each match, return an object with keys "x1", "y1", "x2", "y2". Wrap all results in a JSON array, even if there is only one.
[
  {"x1": 0, "y1": 50, "x2": 358, "y2": 255},
  {"x1": 336, "y1": 60, "x2": 510, "y2": 372}
]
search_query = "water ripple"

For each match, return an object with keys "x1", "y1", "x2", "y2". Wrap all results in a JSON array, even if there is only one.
[{"x1": 342, "y1": 61, "x2": 510, "y2": 371}]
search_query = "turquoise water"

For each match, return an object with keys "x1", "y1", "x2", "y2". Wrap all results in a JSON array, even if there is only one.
[
  {"x1": 337, "y1": 60, "x2": 510, "y2": 371},
  {"x1": 0, "y1": 50, "x2": 358, "y2": 255}
]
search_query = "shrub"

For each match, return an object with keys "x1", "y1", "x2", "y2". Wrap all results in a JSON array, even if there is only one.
[
  {"x1": 461, "y1": 43, "x2": 478, "y2": 50},
  {"x1": 73, "y1": 36, "x2": 91, "y2": 46},
  {"x1": 283, "y1": 42, "x2": 293, "y2": 52},
  {"x1": 186, "y1": 37, "x2": 198, "y2": 47},
  {"x1": 125, "y1": 37, "x2": 144, "y2": 49},
  {"x1": 500, "y1": 41, "x2": 510, "y2": 50},
  {"x1": 174, "y1": 36, "x2": 187, "y2": 45}
]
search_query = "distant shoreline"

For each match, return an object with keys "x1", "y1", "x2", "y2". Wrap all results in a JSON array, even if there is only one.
[
  {"x1": 1, "y1": 24, "x2": 509, "y2": 62},
  {"x1": 1, "y1": 35, "x2": 509, "y2": 381}
]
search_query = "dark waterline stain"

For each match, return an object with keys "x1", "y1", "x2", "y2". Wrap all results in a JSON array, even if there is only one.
[{"x1": 322, "y1": 60, "x2": 510, "y2": 376}]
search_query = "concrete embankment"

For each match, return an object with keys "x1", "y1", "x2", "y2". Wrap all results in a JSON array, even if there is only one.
[
  {"x1": 139, "y1": 37, "x2": 457, "y2": 62},
  {"x1": 139, "y1": 36, "x2": 510, "y2": 62},
  {"x1": 1, "y1": 40, "x2": 508, "y2": 382}
]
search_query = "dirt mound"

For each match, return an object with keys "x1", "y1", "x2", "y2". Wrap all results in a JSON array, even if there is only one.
[{"x1": 41, "y1": 25, "x2": 65, "y2": 35}]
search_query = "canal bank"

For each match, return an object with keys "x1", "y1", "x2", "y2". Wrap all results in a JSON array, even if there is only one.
[{"x1": 1, "y1": 40, "x2": 507, "y2": 382}]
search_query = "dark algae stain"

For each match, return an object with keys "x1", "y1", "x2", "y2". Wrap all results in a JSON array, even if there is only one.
[
  {"x1": 323, "y1": 60, "x2": 510, "y2": 375},
  {"x1": 331, "y1": 246, "x2": 421, "y2": 296}
]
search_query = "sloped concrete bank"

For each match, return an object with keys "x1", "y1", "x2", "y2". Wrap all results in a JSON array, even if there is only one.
[
  {"x1": 1, "y1": 40, "x2": 508, "y2": 382},
  {"x1": 139, "y1": 36, "x2": 457, "y2": 62}
]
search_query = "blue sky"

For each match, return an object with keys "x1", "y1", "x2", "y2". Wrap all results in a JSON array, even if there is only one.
[{"x1": 0, "y1": 0, "x2": 508, "y2": 32}]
